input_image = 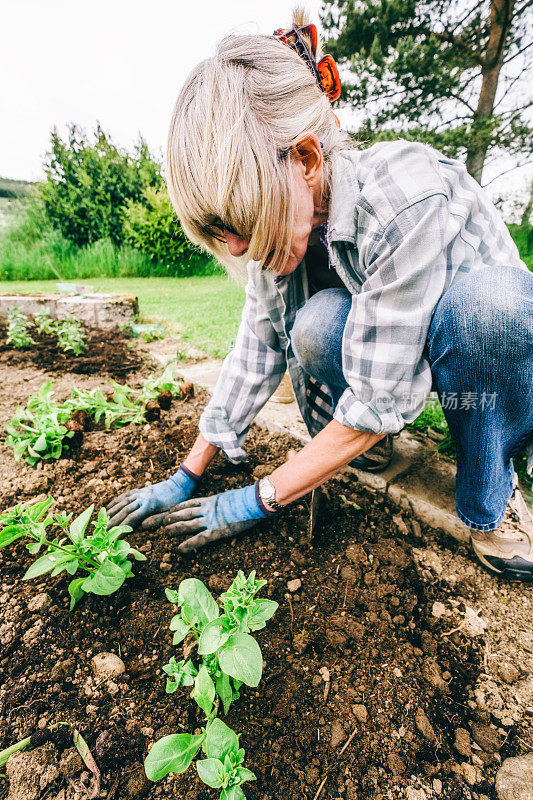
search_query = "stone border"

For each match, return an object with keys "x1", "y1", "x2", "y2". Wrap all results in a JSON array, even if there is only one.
[{"x1": 0, "y1": 293, "x2": 139, "y2": 330}]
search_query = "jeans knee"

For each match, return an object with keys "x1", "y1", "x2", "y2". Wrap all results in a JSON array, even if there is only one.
[
  {"x1": 291, "y1": 289, "x2": 350, "y2": 375},
  {"x1": 429, "y1": 266, "x2": 532, "y2": 362}
]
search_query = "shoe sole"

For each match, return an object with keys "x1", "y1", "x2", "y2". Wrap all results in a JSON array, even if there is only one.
[{"x1": 471, "y1": 544, "x2": 533, "y2": 581}]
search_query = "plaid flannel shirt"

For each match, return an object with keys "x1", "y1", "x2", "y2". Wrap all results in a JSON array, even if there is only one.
[{"x1": 199, "y1": 140, "x2": 526, "y2": 463}]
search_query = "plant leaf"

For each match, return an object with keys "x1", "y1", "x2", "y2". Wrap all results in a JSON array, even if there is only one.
[
  {"x1": 191, "y1": 666, "x2": 215, "y2": 717},
  {"x1": 23, "y1": 553, "x2": 61, "y2": 580},
  {"x1": 215, "y1": 671, "x2": 234, "y2": 716},
  {"x1": 198, "y1": 618, "x2": 234, "y2": 655},
  {"x1": 205, "y1": 719, "x2": 239, "y2": 762},
  {"x1": 69, "y1": 505, "x2": 94, "y2": 543},
  {"x1": 81, "y1": 559, "x2": 126, "y2": 596},
  {"x1": 196, "y1": 757, "x2": 225, "y2": 789},
  {"x1": 165, "y1": 588, "x2": 180, "y2": 603},
  {"x1": 236, "y1": 766, "x2": 256, "y2": 783},
  {"x1": 68, "y1": 577, "x2": 86, "y2": 609},
  {"x1": 219, "y1": 633, "x2": 263, "y2": 688},
  {"x1": 178, "y1": 578, "x2": 219, "y2": 628},
  {"x1": 221, "y1": 785, "x2": 246, "y2": 800},
  {"x1": 169, "y1": 615, "x2": 191, "y2": 645},
  {"x1": 144, "y1": 733, "x2": 205, "y2": 781},
  {"x1": 246, "y1": 599, "x2": 278, "y2": 631}
]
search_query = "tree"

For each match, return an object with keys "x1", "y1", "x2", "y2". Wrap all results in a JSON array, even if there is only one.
[{"x1": 321, "y1": 0, "x2": 533, "y2": 183}]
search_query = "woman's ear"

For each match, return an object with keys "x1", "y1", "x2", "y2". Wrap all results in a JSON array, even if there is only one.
[{"x1": 292, "y1": 132, "x2": 323, "y2": 188}]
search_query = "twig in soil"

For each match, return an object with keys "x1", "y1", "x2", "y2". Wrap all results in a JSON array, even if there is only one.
[
  {"x1": 313, "y1": 775, "x2": 328, "y2": 800},
  {"x1": 338, "y1": 727, "x2": 358, "y2": 756},
  {"x1": 285, "y1": 593, "x2": 294, "y2": 633},
  {"x1": 342, "y1": 579, "x2": 349, "y2": 608}
]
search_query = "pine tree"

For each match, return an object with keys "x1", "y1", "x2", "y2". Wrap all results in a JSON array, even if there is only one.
[{"x1": 321, "y1": 0, "x2": 533, "y2": 183}]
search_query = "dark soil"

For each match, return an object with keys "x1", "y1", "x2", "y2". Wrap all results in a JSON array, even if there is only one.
[
  {"x1": 1, "y1": 376, "x2": 525, "y2": 800},
  {"x1": 0, "y1": 319, "x2": 143, "y2": 378}
]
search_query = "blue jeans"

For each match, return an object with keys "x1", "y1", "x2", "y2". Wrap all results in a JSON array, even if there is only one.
[{"x1": 291, "y1": 265, "x2": 533, "y2": 531}]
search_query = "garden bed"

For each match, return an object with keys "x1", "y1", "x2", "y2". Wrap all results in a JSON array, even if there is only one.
[
  {"x1": 0, "y1": 359, "x2": 530, "y2": 800},
  {"x1": 0, "y1": 320, "x2": 143, "y2": 378}
]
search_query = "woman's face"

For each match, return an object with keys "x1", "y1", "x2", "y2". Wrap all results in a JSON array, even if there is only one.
[{"x1": 224, "y1": 134, "x2": 328, "y2": 277}]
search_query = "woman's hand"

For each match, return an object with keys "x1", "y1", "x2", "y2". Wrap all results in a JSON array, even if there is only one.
[
  {"x1": 142, "y1": 483, "x2": 270, "y2": 554},
  {"x1": 105, "y1": 467, "x2": 199, "y2": 530}
]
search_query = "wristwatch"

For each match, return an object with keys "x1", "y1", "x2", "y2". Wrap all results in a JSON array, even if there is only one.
[{"x1": 258, "y1": 477, "x2": 284, "y2": 512}]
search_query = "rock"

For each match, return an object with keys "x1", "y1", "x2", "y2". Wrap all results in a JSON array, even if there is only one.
[
  {"x1": 330, "y1": 721, "x2": 346, "y2": 748},
  {"x1": 393, "y1": 515, "x2": 410, "y2": 536},
  {"x1": 6, "y1": 744, "x2": 59, "y2": 800},
  {"x1": 454, "y1": 728, "x2": 472, "y2": 758},
  {"x1": 406, "y1": 789, "x2": 428, "y2": 800},
  {"x1": 387, "y1": 753, "x2": 406, "y2": 774},
  {"x1": 462, "y1": 762, "x2": 478, "y2": 786},
  {"x1": 423, "y1": 660, "x2": 449, "y2": 693},
  {"x1": 122, "y1": 764, "x2": 151, "y2": 800},
  {"x1": 431, "y1": 602, "x2": 446, "y2": 618},
  {"x1": 91, "y1": 652, "x2": 125, "y2": 681},
  {"x1": 27, "y1": 593, "x2": 52, "y2": 613},
  {"x1": 496, "y1": 754, "x2": 533, "y2": 800},
  {"x1": 352, "y1": 704, "x2": 368, "y2": 724},
  {"x1": 471, "y1": 722, "x2": 501, "y2": 753},
  {"x1": 498, "y1": 662, "x2": 521, "y2": 685},
  {"x1": 462, "y1": 606, "x2": 488, "y2": 637},
  {"x1": 59, "y1": 748, "x2": 83, "y2": 780},
  {"x1": 433, "y1": 778, "x2": 442, "y2": 794},
  {"x1": 287, "y1": 579, "x2": 301, "y2": 592},
  {"x1": 415, "y1": 707, "x2": 436, "y2": 743}
]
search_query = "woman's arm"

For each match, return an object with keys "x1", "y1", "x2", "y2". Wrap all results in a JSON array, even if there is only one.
[
  {"x1": 182, "y1": 433, "x2": 220, "y2": 477},
  {"x1": 268, "y1": 421, "x2": 384, "y2": 506}
]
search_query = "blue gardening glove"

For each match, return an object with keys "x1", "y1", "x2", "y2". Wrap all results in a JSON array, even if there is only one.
[
  {"x1": 142, "y1": 483, "x2": 274, "y2": 554},
  {"x1": 105, "y1": 466, "x2": 199, "y2": 530}
]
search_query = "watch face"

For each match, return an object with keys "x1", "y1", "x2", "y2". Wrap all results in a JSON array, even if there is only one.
[{"x1": 260, "y1": 479, "x2": 275, "y2": 503}]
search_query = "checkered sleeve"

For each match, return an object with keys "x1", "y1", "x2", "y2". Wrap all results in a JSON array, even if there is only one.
[
  {"x1": 333, "y1": 192, "x2": 452, "y2": 434},
  {"x1": 199, "y1": 266, "x2": 286, "y2": 463}
]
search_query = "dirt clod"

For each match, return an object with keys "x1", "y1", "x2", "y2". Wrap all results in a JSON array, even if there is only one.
[{"x1": 90, "y1": 652, "x2": 125, "y2": 680}]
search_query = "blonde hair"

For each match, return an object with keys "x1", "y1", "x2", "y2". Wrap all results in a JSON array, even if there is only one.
[{"x1": 166, "y1": 11, "x2": 351, "y2": 281}]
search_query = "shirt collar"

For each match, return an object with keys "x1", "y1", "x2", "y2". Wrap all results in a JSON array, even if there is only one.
[{"x1": 326, "y1": 150, "x2": 360, "y2": 245}]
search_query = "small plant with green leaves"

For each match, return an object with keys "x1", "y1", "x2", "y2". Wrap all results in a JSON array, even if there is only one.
[
  {"x1": 54, "y1": 316, "x2": 86, "y2": 355},
  {"x1": 6, "y1": 307, "x2": 34, "y2": 348},
  {"x1": 0, "y1": 497, "x2": 146, "y2": 608},
  {"x1": 6, "y1": 382, "x2": 75, "y2": 466},
  {"x1": 34, "y1": 309, "x2": 56, "y2": 335},
  {"x1": 6, "y1": 368, "x2": 183, "y2": 466},
  {"x1": 144, "y1": 572, "x2": 277, "y2": 799},
  {"x1": 140, "y1": 362, "x2": 182, "y2": 405}
]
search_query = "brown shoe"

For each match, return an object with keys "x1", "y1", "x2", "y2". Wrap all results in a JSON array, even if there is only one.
[
  {"x1": 349, "y1": 434, "x2": 394, "y2": 473},
  {"x1": 470, "y1": 476, "x2": 533, "y2": 581}
]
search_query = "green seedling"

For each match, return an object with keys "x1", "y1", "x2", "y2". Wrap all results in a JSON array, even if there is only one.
[
  {"x1": 34, "y1": 309, "x2": 56, "y2": 335},
  {"x1": 140, "y1": 362, "x2": 182, "y2": 403},
  {"x1": 0, "y1": 497, "x2": 146, "y2": 609},
  {"x1": 6, "y1": 307, "x2": 34, "y2": 348},
  {"x1": 54, "y1": 317, "x2": 86, "y2": 356},
  {"x1": 6, "y1": 368, "x2": 183, "y2": 466},
  {"x1": 6, "y1": 382, "x2": 75, "y2": 466},
  {"x1": 144, "y1": 572, "x2": 277, "y2": 799}
]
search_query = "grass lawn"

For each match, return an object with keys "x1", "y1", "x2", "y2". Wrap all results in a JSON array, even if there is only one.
[{"x1": 0, "y1": 276, "x2": 245, "y2": 358}]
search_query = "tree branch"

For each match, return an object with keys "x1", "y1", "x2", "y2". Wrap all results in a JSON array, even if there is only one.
[
  {"x1": 502, "y1": 40, "x2": 533, "y2": 65},
  {"x1": 401, "y1": 25, "x2": 486, "y2": 65},
  {"x1": 482, "y1": 161, "x2": 531, "y2": 187}
]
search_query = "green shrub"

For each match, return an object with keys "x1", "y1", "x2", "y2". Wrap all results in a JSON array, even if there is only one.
[
  {"x1": 123, "y1": 186, "x2": 214, "y2": 276},
  {"x1": 40, "y1": 124, "x2": 161, "y2": 248}
]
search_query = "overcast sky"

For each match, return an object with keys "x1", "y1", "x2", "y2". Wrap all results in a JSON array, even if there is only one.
[
  {"x1": 1, "y1": 0, "x2": 531, "y2": 207},
  {"x1": 1, "y1": 0, "x2": 322, "y2": 181}
]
